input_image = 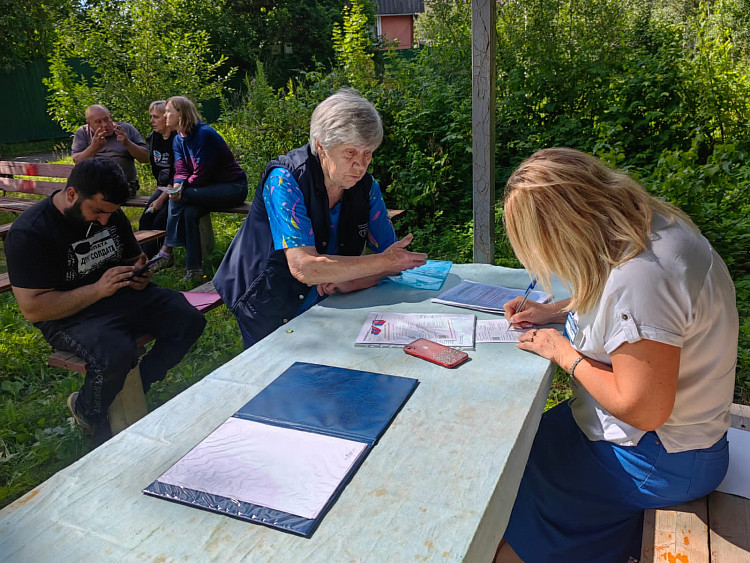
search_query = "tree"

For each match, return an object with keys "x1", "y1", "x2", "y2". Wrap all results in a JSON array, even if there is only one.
[
  {"x1": 192, "y1": 0, "x2": 355, "y2": 88},
  {"x1": 332, "y1": 0, "x2": 378, "y2": 92},
  {"x1": 0, "y1": 0, "x2": 78, "y2": 71},
  {"x1": 44, "y1": 0, "x2": 234, "y2": 134}
]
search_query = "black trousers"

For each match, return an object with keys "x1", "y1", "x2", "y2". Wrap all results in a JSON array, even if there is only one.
[
  {"x1": 37, "y1": 285, "x2": 206, "y2": 422},
  {"x1": 138, "y1": 191, "x2": 168, "y2": 256}
]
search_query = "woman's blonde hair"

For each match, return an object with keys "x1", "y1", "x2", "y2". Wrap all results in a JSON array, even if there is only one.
[
  {"x1": 166, "y1": 96, "x2": 201, "y2": 133},
  {"x1": 503, "y1": 147, "x2": 696, "y2": 313}
]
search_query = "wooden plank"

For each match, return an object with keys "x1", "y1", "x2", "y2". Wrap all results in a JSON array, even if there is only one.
[
  {"x1": 134, "y1": 229, "x2": 166, "y2": 245},
  {"x1": 0, "y1": 177, "x2": 65, "y2": 196},
  {"x1": 642, "y1": 496, "x2": 709, "y2": 562},
  {"x1": 124, "y1": 195, "x2": 151, "y2": 208},
  {"x1": 0, "y1": 223, "x2": 11, "y2": 238},
  {"x1": 730, "y1": 403, "x2": 750, "y2": 431},
  {"x1": 0, "y1": 196, "x2": 38, "y2": 214},
  {"x1": 0, "y1": 273, "x2": 10, "y2": 294},
  {"x1": 709, "y1": 491, "x2": 750, "y2": 562},
  {"x1": 471, "y1": 0, "x2": 496, "y2": 264},
  {"x1": 48, "y1": 350, "x2": 87, "y2": 373},
  {"x1": 0, "y1": 163, "x2": 407, "y2": 223},
  {"x1": 0, "y1": 161, "x2": 73, "y2": 178}
]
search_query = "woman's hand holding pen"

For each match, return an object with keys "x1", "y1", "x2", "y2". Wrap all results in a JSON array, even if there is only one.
[{"x1": 504, "y1": 298, "x2": 568, "y2": 328}]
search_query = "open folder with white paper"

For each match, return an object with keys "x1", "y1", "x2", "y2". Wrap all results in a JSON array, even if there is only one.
[{"x1": 143, "y1": 362, "x2": 418, "y2": 537}]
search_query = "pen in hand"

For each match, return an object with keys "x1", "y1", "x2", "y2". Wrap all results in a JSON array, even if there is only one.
[{"x1": 511, "y1": 278, "x2": 537, "y2": 323}]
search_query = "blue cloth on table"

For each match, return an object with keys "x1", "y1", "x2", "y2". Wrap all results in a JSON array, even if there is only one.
[{"x1": 384, "y1": 260, "x2": 452, "y2": 291}]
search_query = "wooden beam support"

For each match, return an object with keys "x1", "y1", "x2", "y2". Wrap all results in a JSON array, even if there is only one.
[{"x1": 471, "y1": 0, "x2": 496, "y2": 264}]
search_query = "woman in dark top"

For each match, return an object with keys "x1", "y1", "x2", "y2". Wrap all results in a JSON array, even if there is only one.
[
  {"x1": 149, "y1": 96, "x2": 248, "y2": 282},
  {"x1": 138, "y1": 100, "x2": 176, "y2": 257}
]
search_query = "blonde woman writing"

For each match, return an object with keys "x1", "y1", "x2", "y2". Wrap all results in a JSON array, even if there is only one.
[{"x1": 496, "y1": 148, "x2": 738, "y2": 562}]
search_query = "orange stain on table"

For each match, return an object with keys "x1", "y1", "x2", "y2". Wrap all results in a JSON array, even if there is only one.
[
  {"x1": 683, "y1": 535, "x2": 690, "y2": 545},
  {"x1": 12, "y1": 489, "x2": 39, "y2": 506}
]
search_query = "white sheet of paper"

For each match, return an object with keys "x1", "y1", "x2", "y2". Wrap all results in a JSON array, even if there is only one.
[
  {"x1": 715, "y1": 427, "x2": 750, "y2": 499},
  {"x1": 354, "y1": 311, "x2": 476, "y2": 348},
  {"x1": 476, "y1": 319, "x2": 532, "y2": 343},
  {"x1": 157, "y1": 417, "x2": 368, "y2": 520}
]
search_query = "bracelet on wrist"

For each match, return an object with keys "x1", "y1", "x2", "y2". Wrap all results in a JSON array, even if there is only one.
[{"x1": 569, "y1": 355, "x2": 585, "y2": 379}]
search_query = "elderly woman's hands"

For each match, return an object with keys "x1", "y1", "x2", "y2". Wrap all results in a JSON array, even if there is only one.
[{"x1": 381, "y1": 234, "x2": 427, "y2": 275}]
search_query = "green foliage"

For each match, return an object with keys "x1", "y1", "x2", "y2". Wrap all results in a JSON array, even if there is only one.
[
  {"x1": 0, "y1": 0, "x2": 78, "y2": 71},
  {"x1": 44, "y1": 0, "x2": 234, "y2": 134},
  {"x1": 209, "y1": 0, "x2": 352, "y2": 88},
  {"x1": 647, "y1": 138, "x2": 750, "y2": 268},
  {"x1": 332, "y1": 0, "x2": 377, "y2": 92},
  {"x1": 0, "y1": 292, "x2": 87, "y2": 507},
  {"x1": 546, "y1": 368, "x2": 574, "y2": 411},
  {"x1": 217, "y1": 64, "x2": 319, "y2": 193},
  {"x1": 734, "y1": 274, "x2": 750, "y2": 403}
]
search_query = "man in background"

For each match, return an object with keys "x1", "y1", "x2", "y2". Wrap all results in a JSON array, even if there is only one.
[{"x1": 72, "y1": 104, "x2": 149, "y2": 197}]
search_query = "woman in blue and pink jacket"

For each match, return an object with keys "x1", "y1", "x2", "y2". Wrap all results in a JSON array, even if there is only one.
[{"x1": 150, "y1": 96, "x2": 247, "y2": 282}]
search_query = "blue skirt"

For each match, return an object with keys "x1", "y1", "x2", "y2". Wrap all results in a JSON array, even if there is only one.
[{"x1": 504, "y1": 402, "x2": 729, "y2": 563}]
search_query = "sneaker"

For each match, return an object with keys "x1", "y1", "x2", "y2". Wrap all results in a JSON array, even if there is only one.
[
  {"x1": 67, "y1": 392, "x2": 93, "y2": 434},
  {"x1": 181, "y1": 269, "x2": 204, "y2": 284},
  {"x1": 149, "y1": 251, "x2": 174, "y2": 273}
]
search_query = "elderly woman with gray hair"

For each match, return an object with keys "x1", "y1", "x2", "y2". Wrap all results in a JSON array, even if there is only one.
[{"x1": 213, "y1": 89, "x2": 427, "y2": 348}]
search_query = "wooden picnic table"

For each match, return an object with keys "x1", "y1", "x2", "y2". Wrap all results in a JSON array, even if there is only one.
[{"x1": 0, "y1": 263, "x2": 565, "y2": 561}]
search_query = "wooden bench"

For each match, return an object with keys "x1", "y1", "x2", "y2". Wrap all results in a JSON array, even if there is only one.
[
  {"x1": 0, "y1": 229, "x2": 166, "y2": 294},
  {"x1": 0, "y1": 160, "x2": 158, "y2": 213},
  {"x1": 48, "y1": 280, "x2": 222, "y2": 436},
  {"x1": 641, "y1": 403, "x2": 750, "y2": 562},
  {"x1": 1, "y1": 159, "x2": 405, "y2": 268},
  {"x1": 0, "y1": 160, "x2": 404, "y2": 218}
]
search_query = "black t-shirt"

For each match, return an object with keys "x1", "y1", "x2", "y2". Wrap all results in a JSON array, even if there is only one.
[
  {"x1": 147, "y1": 130, "x2": 177, "y2": 186},
  {"x1": 5, "y1": 195, "x2": 140, "y2": 291}
]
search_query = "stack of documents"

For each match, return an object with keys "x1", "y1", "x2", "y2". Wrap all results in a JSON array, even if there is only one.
[
  {"x1": 355, "y1": 312, "x2": 477, "y2": 348},
  {"x1": 431, "y1": 280, "x2": 550, "y2": 314}
]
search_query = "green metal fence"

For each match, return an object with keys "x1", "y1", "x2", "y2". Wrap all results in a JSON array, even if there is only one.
[{"x1": 0, "y1": 60, "x2": 69, "y2": 144}]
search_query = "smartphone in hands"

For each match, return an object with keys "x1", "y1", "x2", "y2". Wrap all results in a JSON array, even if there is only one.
[
  {"x1": 404, "y1": 338, "x2": 469, "y2": 368},
  {"x1": 132, "y1": 255, "x2": 162, "y2": 277}
]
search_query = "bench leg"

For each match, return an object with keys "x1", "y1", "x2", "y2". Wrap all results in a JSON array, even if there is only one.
[
  {"x1": 199, "y1": 214, "x2": 215, "y2": 268},
  {"x1": 108, "y1": 366, "x2": 147, "y2": 435}
]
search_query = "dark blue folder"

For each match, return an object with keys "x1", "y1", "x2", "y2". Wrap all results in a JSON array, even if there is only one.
[{"x1": 143, "y1": 362, "x2": 418, "y2": 537}]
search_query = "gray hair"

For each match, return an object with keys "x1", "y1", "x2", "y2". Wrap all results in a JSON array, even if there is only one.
[
  {"x1": 309, "y1": 89, "x2": 383, "y2": 155},
  {"x1": 149, "y1": 100, "x2": 167, "y2": 113}
]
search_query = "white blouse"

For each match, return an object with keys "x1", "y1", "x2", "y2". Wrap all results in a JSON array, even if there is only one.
[{"x1": 568, "y1": 214, "x2": 738, "y2": 453}]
